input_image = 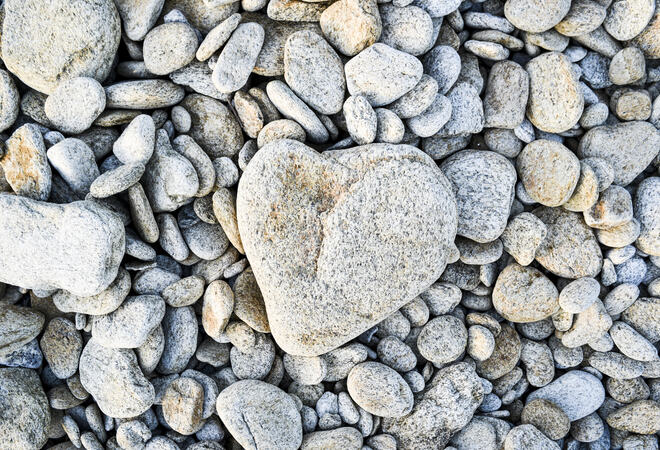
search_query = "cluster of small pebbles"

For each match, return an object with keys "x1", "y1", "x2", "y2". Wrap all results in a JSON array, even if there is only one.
[{"x1": 0, "y1": 0, "x2": 660, "y2": 449}]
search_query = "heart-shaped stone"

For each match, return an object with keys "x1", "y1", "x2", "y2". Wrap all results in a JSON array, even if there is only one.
[{"x1": 237, "y1": 140, "x2": 457, "y2": 356}]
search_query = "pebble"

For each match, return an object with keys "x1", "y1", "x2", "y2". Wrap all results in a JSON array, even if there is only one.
[
  {"x1": 609, "y1": 47, "x2": 646, "y2": 85},
  {"x1": 45, "y1": 77, "x2": 106, "y2": 134},
  {"x1": 440, "y1": 150, "x2": 515, "y2": 243},
  {"x1": 610, "y1": 321, "x2": 658, "y2": 362},
  {"x1": 319, "y1": 0, "x2": 381, "y2": 56},
  {"x1": 40, "y1": 318, "x2": 82, "y2": 379},
  {"x1": 504, "y1": 0, "x2": 571, "y2": 32},
  {"x1": 0, "y1": 368, "x2": 50, "y2": 450},
  {"x1": 92, "y1": 295, "x2": 165, "y2": 349},
  {"x1": 196, "y1": 13, "x2": 242, "y2": 62},
  {"x1": 213, "y1": 23, "x2": 265, "y2": 94},
  {"x1": 483, "y1": 61, "x2": 528, "y2": 129},
  {"x1": 90, "y1": 163, "x2": 144, "y2": 198},
  {"x1": 0, "y1": 70, "x2": 19, "y2": 132},
  {"x1": 563, "y1": 162, "x2": 599, "y2": 211},
  {"x1": 79, "y1": 339, "x2": 155, "y2": 418},
  {"x1": 423, "y1": 46, "x2": 461, "y2": 95},
  {"x1": 284, "y1": 31, "x2": 345, "y2": 115},
  {"x1": 216, "y1": 380, "x2": 302, "y2": 449},
  {"x1": 407, "y1": 94, "x2": 452, "y2": 138},
  {"x1": 517, "y1": 139, "x2": 580, "y2": 207},
  {"x1": 266, "y1": 80, "x2": 329, "y2": 143},
  {"x1": 344, "y1": 95, "x2": 377, "y2": 145},
  {"x1": 559, "y1": 277, "x2": 600, "y2": 313},
  {"x1": 382, "y1": 363, "x2": 483, "y2": 448},
  {"x1": 503, "y1": 424, "x2": 560, "y2": 449},
  {"x1": 158, "y1": 306, "x2": 198, "y2": 374},
  {"x1": 301, "y1": 427, "x2": 363, "y2": 449},
  {"x1": 635, "y1": 177, "x2": 660, "y2": 256},
  {"x1": 1, "y1": 124, "x2": 52, "y2": 200},
  {"x1": 283, "y1": 354, "x2": 327, "y2": 385},
  {"x1": 534, "y1": 207, "x2": 603, "y2": 279},
  {"x1": 606, "y1": 399, "x2": 660, "y2": 434},
  {"x1": 374, "y1": 108, "x2": 405, "y2": 144},
  {"x1": 417, "y1": 315, "x2": 467, "y2": 364},
  {"x1": 105, "y1": 80, "x2": 185, "y2": 110},
  {"x1": 554, "y1": 0, "x2": 606, "y2": 36},
  {"x1": 603, "y1": 0, "x2": 656, "y2": 41},
  {"x1": 162, "y1": 377, "x2": 205, "y2": 435},
  {"x1": 435, "y1": 83, "x2": 485, "y2": 137},
  {"x1": 526, "y1": 52, "x2": 584, "y2": 133},
  {"x1": 521, "y1": 398, "x2": 570, "y2": 440},
  {"x1": 476, "y1": 325, "x2": 522, "y2": 380},
  {"x1": 202, "y1": 280, "x2": 234, "y2": 341},
  {"x1": 143, "y1": 22, "x2": 198, "y2": 76},
  {"x1": 379, "y1": 4, "x2": 433, "y2": 56},
  {"x1": 345, "y1": 43, "x2": 423, "y2": 107},
  {"x1": 47, "y1": 138, "x2": 100, "y2": 196}
]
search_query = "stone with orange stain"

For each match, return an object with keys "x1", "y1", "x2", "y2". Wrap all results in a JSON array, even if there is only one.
[
  {"x1": 237, "y1": 139, "x2": 457, "y2": 356},
  {"x1": 1, "y1": 124, "x2": 51, "y2": 200}
]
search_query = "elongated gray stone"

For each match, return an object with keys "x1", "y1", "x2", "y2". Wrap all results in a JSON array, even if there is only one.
[{"x1": 0, "y1": 195, "x2": 125, "y2": 296}]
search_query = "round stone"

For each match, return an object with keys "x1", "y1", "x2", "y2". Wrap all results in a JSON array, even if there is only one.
[
  {"x1": 143, "y1": 22, "x2": 198, "y2": 75},
  {"x1": 417, "y1": 315, "x2": 467, "y2": 364},
  {"x1": 347, "y1": 362, "x2": 414, "y2": 418},
  {"x1": 44, "y1": 77, "x2": 106, "y2": 134},
  {"x1": 493, "y1": 263, "x2": 559, "y2": 323}
]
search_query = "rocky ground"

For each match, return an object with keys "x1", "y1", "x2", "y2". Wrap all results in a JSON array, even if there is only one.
[{"x1": 0, "y1": 0, "x2": 659, "y2": 449}]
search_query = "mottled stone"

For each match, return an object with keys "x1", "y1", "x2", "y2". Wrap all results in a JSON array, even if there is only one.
[
  {"x1": 527, "y1": 370, "x2": 605, "y2": 421},
  {"x1": 79, "y1": 339, "x2": 154, "y2": 418},
  {"x1": 440, "y1": 150, "x2": 516, "y2": 243},
  {"x1": 212, "y1": 23, "x2": 265, "y2": 94},
  {"x1": 237, "y1": 140, "x2": 457, "y2": 356},
  {"x1": 44, "y1": 77, "x2": 106, "y2": 134},
  {"x1": 0, "y1": 0, "x2": 120, "y2": 94},
  {"x1": 493, "y1": 263, "x2": 559, "y2": 322},
  {"x1": 504, "y1": 0, "x2": 571, "y2": 32},
  {"x1": 635, "y1": 177, "x2": 660, "y2": 256},
  {"x1": 484, "y1": 61, "x2": 529, "y2": 129},
  {"x1": 526, "y1": 52, "x2": 584, "y2": 133},
  {"x1": 1, "y1": 124, "x2": 51, "y2": 200},
  {"x1": 217, "y1": 380, "x2": 302, "y2": 450},
  {"x1": 319, "y1": 0, "x2": 382, "y2": 56},
  {"x1": 382, "y1": 363, "x2": 483, "y2": 448},
  {"x1": 347, "y1": 362, "x2": 413, "y2": 417},
  {"x1": 0, "y1": 195, "x2": 125, "y2": 296},
  {"x1": 0, "y1": 368, "x2": 50, "y2": 450}
]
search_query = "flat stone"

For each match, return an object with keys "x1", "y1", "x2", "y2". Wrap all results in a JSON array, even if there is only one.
[
  {"x1": 79, "y1": 339, "x2": 155, "y2": 418},
  {"x1": 388, "y1": 74, "x2": 438, "y2": 119},
  {"x1": 382, "y1": 362, "x2": 483, "y2": 448},
  {"x1": 0, "y1": 0, "x2": 120, "y2": 94},
  {"x1": 284, "y1": 31, "x2": 345, "y2": 115},
  {"x1": 347, "y1": 362, "x2": 413, "y2": 417},
  {"x1": 105, "y1": 80, "x2": 185, "y2": 110},
  {"x1": 527, "y1": 370, "x2": 605, "y2": 421},
  {"x1": 577, "y1": 121, "x2": 660, "y2": 186},
  {"x1": 180, "y1": 94, "x2": 244, "y2": 158},
  {"x1": 345, "y1": 43, "x2": 423, "y2": 107},
  {"x1": 526, "y1": 52, "x2": 584, "y2": 133},
  {"x1": 0, "y1": 195, "x2": 125, "y2": 296},
  {"x1": 0, "y1": 305, "x2": 45, "y2": 358},
  {"x1": 237, "y1": 140, "x2": 457, "y2": 355},
  {"x1": 44, "y1": 77, "x2": 106, "y2": 134},
  {"x1": 196, "y1": 13, "x2": 242, "y2": 62},
  {"x1": 440, "y1": 150, "x2": 516, "y2": 243},
  {"x1": 40, "y1": 318, "x2": 82, "y2": 379},
  {"x1": 1, "y1": 124, "x2": 51, "y2": 200},
  {"x1": 53, "y1": 267, "x2": 130, "y2": 315},
  {"x1": 555, "y1": 0, "x2": 607, "y2": 37},
  {"x1": 533, "y1": 207, "x2": 603, "y2": 279},
  {"x1": 622, "y1": 297, "x2": 660, "y2": 344},
  {"x1": 216, "y1": 380, "x2": 302, "y2": 450},
  {"x1": 0, "y1": 368, "x2": 50, "y2": 450},
  {"x1": 319, "y1": 0, "x2": 382, "y2": 56},
  {"x1": 212, "y1": 23, "x2": 264, "y2": 94},
  {"x1": 521, "y1": 399, "x2": 570, "y2": 440}
]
